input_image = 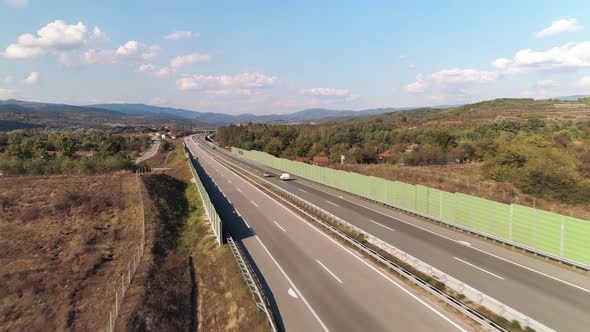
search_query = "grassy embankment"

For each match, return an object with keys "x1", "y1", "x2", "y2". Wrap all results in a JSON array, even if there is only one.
[{"x1": 120, "y1": 142, "x2": 268, "y2": 331}]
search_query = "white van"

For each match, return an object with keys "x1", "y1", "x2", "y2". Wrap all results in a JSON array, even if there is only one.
[{"x1": 279, "y1": 173, "x2": 290, "y2": 181}]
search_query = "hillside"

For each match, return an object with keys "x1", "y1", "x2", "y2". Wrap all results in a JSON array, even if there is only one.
[
  {"x1": 216, "y1": 97, "x2": 590, "y2": 217},
  {"x1": 91, "y1": 103, "x2": 455, "y2": 125},
  {"x1": 0, "y1": 100, "x2": 208, "y2": 129}
]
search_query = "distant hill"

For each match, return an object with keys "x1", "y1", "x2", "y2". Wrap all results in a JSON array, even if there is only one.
[
  {"x1": 554, "y1": 94, "x2": 590, "y2": 101},
  {"x1": 0, "y1": 100, "x2": 208, "y2": 129},
  {"x1": 91, "y1": 103, "x2": 457, "y2": 125}
]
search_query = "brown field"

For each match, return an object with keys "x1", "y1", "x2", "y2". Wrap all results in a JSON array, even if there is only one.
[
  {"x1": 0, "y1": 172, "x2": 142, "y2": 331},
  {"x1": 329, "y1": 162, "x2": 590, "y2": 221}
]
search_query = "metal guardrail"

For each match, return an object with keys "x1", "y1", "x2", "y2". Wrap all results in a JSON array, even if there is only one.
[
  {"x1": 227, "y1": 146, "x2": 590, "y2": 272},
  {"x1": 227, "y1": 236, "x2": 278, "y2": 332},
  {"x1": 185, "y1": 140, "x2": 278, "y2": 332},
  {"x1": 198, "y1": 138, "x2": 553, "y2": 332}
]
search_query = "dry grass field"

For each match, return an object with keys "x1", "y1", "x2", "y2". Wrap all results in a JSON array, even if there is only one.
[{"x1": 0, "y1": 172, "x2": 142, "y2": 331}]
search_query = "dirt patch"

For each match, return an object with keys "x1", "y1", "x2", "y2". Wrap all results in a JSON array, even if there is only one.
[{"x1": 0, "y1": 172, "x2": 142, "y2": 331}]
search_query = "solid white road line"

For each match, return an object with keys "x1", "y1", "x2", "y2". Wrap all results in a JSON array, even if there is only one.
[
  {"x1": 457, "y1": 241, "x2": 471, "y2": 246},
  {"x1": 204, "y1": 148, "x2": 467, "y2": 332},
  {"x1": 254, "y1": 236, "x2": 330, "y2": 332},
  {"x1": 454, "y1": 257, "x2": 505, "y2": 280},
  {"x1": 316, "y1": 260, "x2": 343, "y2": 284},
  {"x1": 251, "y1": 200, "x2": 259, "y2": 207},
  {"x1": 325, "y1": 200, "x2": 340, "y2": 207},
  {"x1": 273, "y1": 220, "x2": 287, "y2": 232},
  {"x1": 368, "y1": 219, "x2": 395, "y2": 232}
]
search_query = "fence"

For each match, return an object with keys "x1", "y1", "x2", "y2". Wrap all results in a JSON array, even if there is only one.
[
  {"x1": 104, "y1": 173, "x2": 146, "y2": 332},
  {"x1": 184, "y1": 145, "x2": 223, "y2": 246},
  {"x1": 232, "y1": 147, "x2": 590, "y2": 268}
]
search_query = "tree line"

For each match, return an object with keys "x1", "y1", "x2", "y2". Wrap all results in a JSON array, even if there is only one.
[
  {"x1": 0, "y1": 129, "x2": 152, "y2": 175},
  {"x1": 216, "y1": 117, "x2": 590, "y2": 203}
]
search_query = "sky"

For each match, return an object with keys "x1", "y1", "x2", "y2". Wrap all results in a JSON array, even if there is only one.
[{"x1": 1, "y1": 0, "x2": 590, "y2": 115}]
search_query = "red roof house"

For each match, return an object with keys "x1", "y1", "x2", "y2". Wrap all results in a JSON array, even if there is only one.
[
  {"x1": 295, "y1": 157, "x2": 310, "y2": 163},
  {"x1": 312, "y1": 156, "x2": 329, "y2": 165}
]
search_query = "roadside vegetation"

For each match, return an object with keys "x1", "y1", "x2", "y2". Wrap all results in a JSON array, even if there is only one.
[
  {"x1": 121, "y1": 142, "x2": 268, "y2": 331},
  {"x1": 0, "y1": 129, "x2": 151, "y2": 175},
  {"x1": 217, "y1": 98, "x2": 590, "y2": 215}
]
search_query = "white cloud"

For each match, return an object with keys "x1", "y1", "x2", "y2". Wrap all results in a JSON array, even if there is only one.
[
  {"x1": 536, "y1": 18, "x2": 583, "y2": 38},
  {"x1": 2, "y1": 20, "x2": 105, "y2": 59},
  {"x1": 164, "y1": 30, "x2": 193, "y2": 41},
  {"x1": 149, "y1": 97, "x2": 168, "y2": 105},
  {"x1": 138, "y1": 63, "x2": 155, "y2": 73},
  {"x1": 576, "y1": 76, "x2": 590, "y2": 87},
  {"x1": 0, "y1": 88, "x2": 15, "y2": 98},
  {"x1": 492, "y1": 57, "x2": 512, "y2": 69},
  {"x1": 176, "y1": 72, "x2": 278, "y2": 95},
  {"x1": 170, "y1": 53, "x2": 211, "y2": 70},
  {"x1": 301, "y1": 87, "x2": 351, "y2": 98},
  {"x1": 4, "y1": 0, "x2": 28, "y2": 8},
  {"x1": 4, "y1": 76, "x2": 13, "y2": 83},
  {"x1": 82, "y1": 48, "x2": 116, "y2": 64},
  {"x1": 492, "y1": 42, "x2": 590, "y2": 74},
  {"x1": 141, "y1": 45, "x2": 160, "y2": 60},
  {"x1": 116, "y1": 40, "x2": 139, "y2": 57},
  {"x1": 22, "y1": 71, "x2": 39, "y2": 85},
  {"x1": 405, "y1": 69, "x2": 498, "y2": 93},
  {"x1": 154, "y1": 67, "x2": 171, "y2": 78},
  {"x1": 408, "y1": 63, "x2": 416, "y2": 69},
  {"x1": 404, "y1": 81, "x2": 426, "y2": 93},
  {"x1": 536, "y1": 79, "x2": 556, "y2": 88},
  {"x1": 137, "y1": 63, "x2": 170, "y2": 79}
]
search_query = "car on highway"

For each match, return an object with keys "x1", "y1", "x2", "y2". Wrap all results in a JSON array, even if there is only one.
[
  {"x1": 279, "y1": 173, "x2": 290, "y2": 181},
  {"x1": 263, "y1": 171, "x2": 271, "y2": 177}
]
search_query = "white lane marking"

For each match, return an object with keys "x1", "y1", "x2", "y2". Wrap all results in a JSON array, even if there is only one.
[
  {"x1": 325, "y1": 200, "x2": 340, "y2": 207},
  {"x1": 273, "y1": 220, "x2": 287, "y2": 232},
  {"x1": 197, "y1": 145, "x2": 330, "y2": 332},
  {"x1": 302, "y1": 182, "x2": 590, "y2": 294},
  {"x1": 316, "y1": 260, "x2": 343, "y2": 284},
  {"x1": 250, "y1": 200, "x2": 259, "y2": 207},
  {"x1": 288, "y1": 288, "x2": 299, "y2": 299},
  {"x1": 337, "y1": 196, "x2": 344, "y2": 199},
  {"x1": 454, "y1": 257, "x2": 505, "y2": 280},
  {"x1": 236, "y1": 188, "x2": 242, "y2": 193},
  {"x1": 298, "y1": 188, "x2": 307, "y2": 193},
  {"x1": 253, "y1": 236, "x2": 330, "y2": 332},
  {"x1": 198, "y1": 144, "x2": 464, "y2": 330},
  {"x1": 215, "y1": 155, "x2": 467, "y2": 332},
  {"x1": 227, "y1": 179, "x2": 232, "y2": 184},
  {"x1": 458, "y1": 241, "x2": 471, "y2": 246},
  {"x1": 368, "y1": 219, "x2": 395, "y2": 232}
]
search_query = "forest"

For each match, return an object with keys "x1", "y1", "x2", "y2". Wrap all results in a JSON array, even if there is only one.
[
  {"x1": 217, "y1": 100, "x2": 590, "y2": 204},
  {"x1": 0, "y1": 128, "x2": 152, "y2": 175}
]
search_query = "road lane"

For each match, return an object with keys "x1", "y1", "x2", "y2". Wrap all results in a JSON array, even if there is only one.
[
  {"x1": 198, "y1": 136, "x2": 590, "y2": 331},
  {"x1": 186, "y1": 137, "x2": 468, "y2": 332}
]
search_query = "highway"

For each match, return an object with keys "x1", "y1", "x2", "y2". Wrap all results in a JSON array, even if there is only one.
[
  {"x1": 195, "y1": 136, "x2": 590, "y2": 332},
  {"x1": 133, "y1": 140, "x2": 160, "y2": 164},
  {"x1": 185, "y1": 136, "x2": 472, "y2": 332}
]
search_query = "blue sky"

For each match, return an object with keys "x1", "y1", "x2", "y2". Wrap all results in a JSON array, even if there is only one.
[{"x1": 1, "y1": 0, "x2": 590, "y2": 114}]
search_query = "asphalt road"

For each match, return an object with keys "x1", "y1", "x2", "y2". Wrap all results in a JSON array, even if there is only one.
[
  {"x1": 185, "y1": 136, "x2": 471, "y2": 332},
  {"x1": 196, "y1": 136, "x2": 590, "y2": 332},
  {"x1": 133, "y1": 140, "x2": 160, "y2": 164}
]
